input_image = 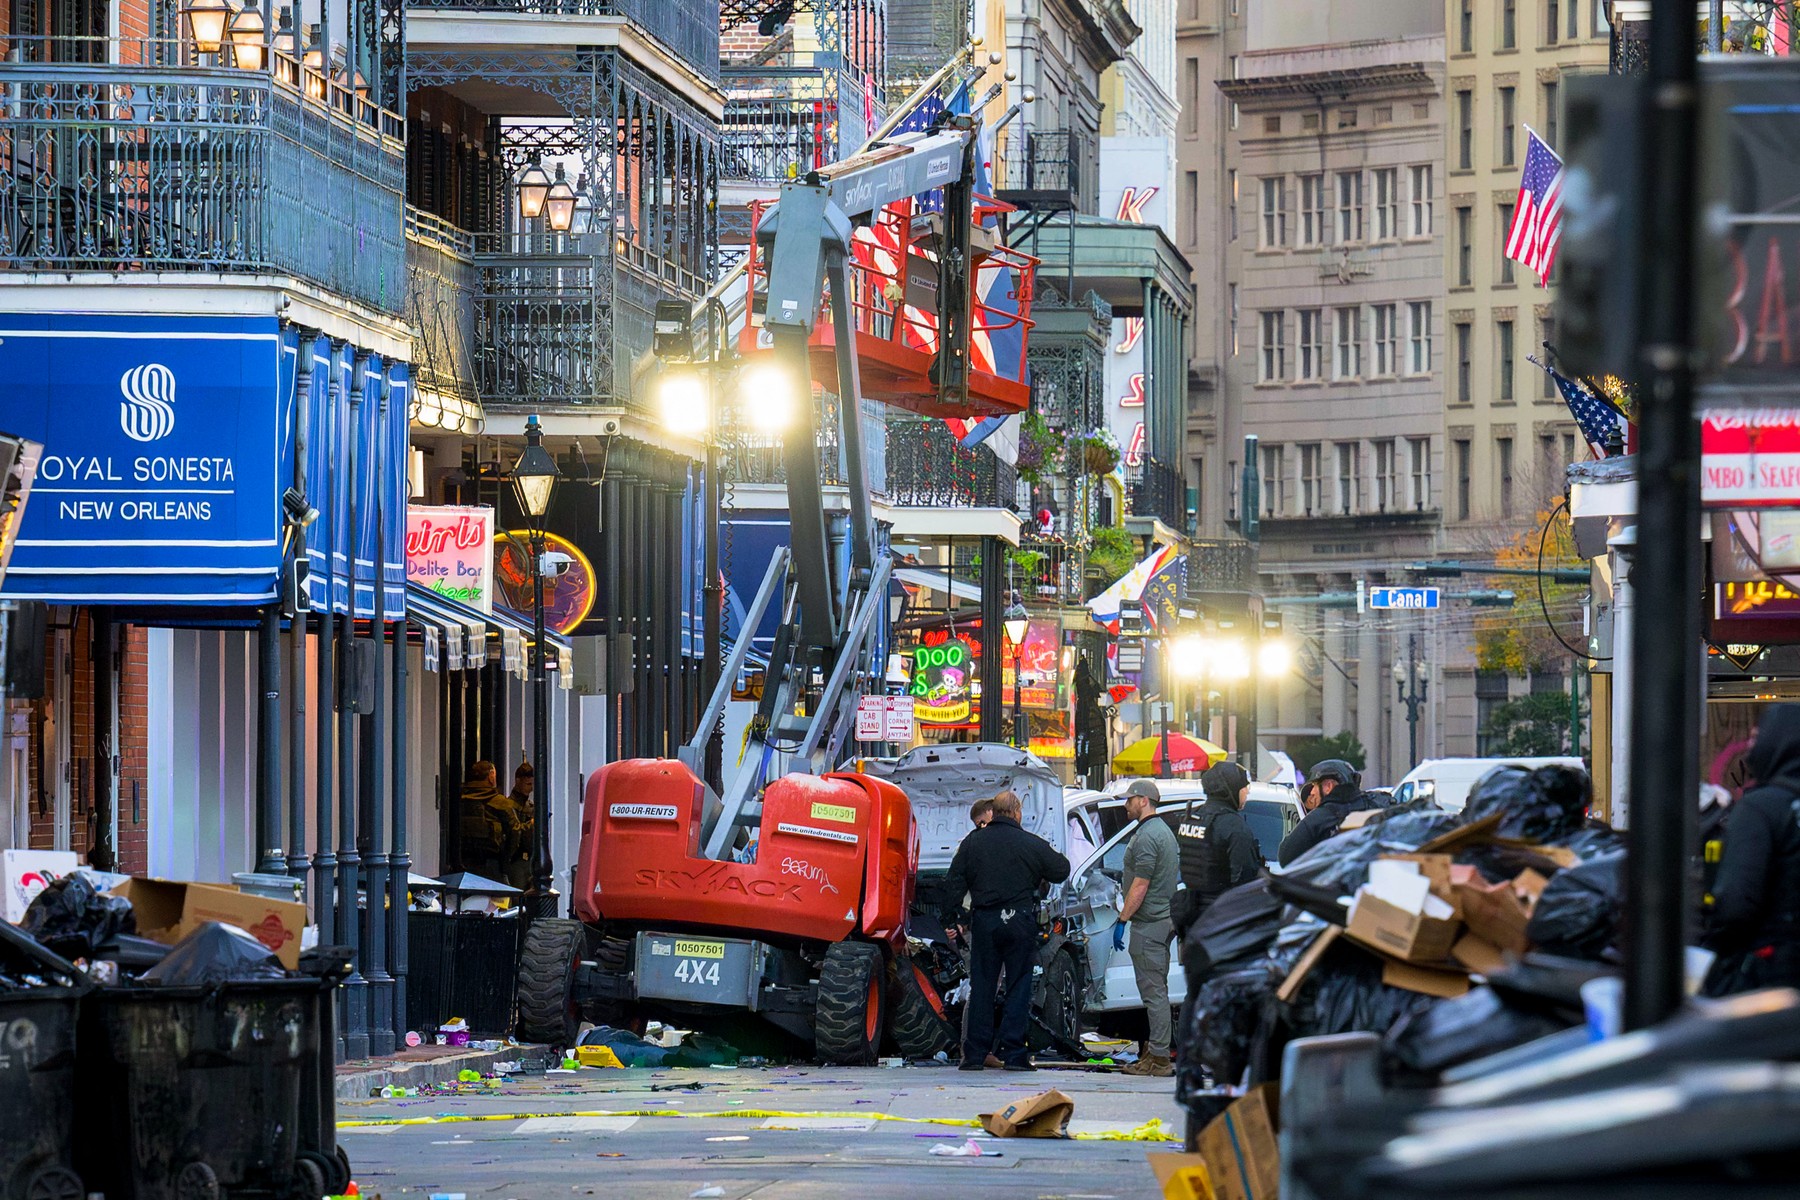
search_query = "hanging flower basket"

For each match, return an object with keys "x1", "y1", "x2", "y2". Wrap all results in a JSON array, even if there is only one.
[{"x1": 1081, "y1": 429, "x2": 1121, "y2": 476}]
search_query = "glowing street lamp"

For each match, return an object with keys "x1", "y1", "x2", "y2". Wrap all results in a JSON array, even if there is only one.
[
  {"x1": 182, "y1": 0, "x2": 229, "y2": 55},
  {"x1": 227, "y1": 0, "x2": 267, "y2": 69}
]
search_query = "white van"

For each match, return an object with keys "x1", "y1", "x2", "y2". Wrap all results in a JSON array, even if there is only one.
[{"x1": 1391, "y1": 756, "x2": 1588, "y2": 813}]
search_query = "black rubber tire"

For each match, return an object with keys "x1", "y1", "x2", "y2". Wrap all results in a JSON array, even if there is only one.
[
  {"x1": 288, "y1": 1157, "x2": 326, "y2": 1200},
  {"x1": 23, "y1": 1167, "x2": 82, "y2": 1200},
  {"x1": 515, "y1": 917, "x2": 584, "y2": 1047},
  {"x1": 814, "y1": 941, "x2": 886, "y2": 1065},
  {"x1": 298, "y1": 1147, "x2": 351, "y2": 1196},
  {"x1": 176, "y1": 1162, "x2": 220, "y2": 1200},
  {"x1": 887, "y1": 956, "x2": 956, "y2": 1059},
  {"x1": 1029, "y1": 950, "x2": 1081, "y2": 1056}
]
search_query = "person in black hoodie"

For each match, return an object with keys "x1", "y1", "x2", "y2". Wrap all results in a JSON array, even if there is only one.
[
  {"x1": 1277, "y1": 759, "x2": 1379, "y2": 867},
  {"x1": 1172, "y1": 760, "x2": 1264, "y2": 935},
  {"x1": 1705, "y1": 704, "x2": 1800, "y2": 993}
]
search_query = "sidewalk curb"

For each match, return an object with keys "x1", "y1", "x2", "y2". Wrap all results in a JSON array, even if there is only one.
[{"x1": 335, "y1": 1045, "x2": 553, "y2": 1100}]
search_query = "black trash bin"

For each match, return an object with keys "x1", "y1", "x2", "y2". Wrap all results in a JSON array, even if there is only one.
[
  {"x1": 78, "y1": 978, "x2": 329, "y2": 1200},
  {"x1": 0, "y1": 922, "x2": 91, "y2": 1200}
]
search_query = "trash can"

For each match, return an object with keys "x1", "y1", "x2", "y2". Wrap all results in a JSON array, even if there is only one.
[
  {"x1": 78, "y1": 978, "x2": 328, "y2": 1200},
  {"x1": 0, "y1": 923, "x2": 91, "y2": 1200}
]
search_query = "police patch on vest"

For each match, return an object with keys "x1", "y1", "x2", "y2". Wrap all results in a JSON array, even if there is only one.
[{"x1": 1177, "y1": 823, "x2": 1207, "y2": 840}]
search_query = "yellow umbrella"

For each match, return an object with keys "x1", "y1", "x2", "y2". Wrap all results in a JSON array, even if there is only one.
[{"x1": 1111, "y1": 733, "x2": 1228, "y2": 776}]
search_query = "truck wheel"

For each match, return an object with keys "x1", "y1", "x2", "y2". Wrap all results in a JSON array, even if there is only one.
[
  {"x1": 1028, "y1": 950, "x2": 1081, "y2": 1056},
  {"x1": 814, "y1": 941, "x2": 886, "y2": 1065},
  {"x1": 888, "y1": 957, "x2": 956, "y2": 1058},
  {"x1": 516, "y1": 918, "x2": 583, "y2": 1047}
]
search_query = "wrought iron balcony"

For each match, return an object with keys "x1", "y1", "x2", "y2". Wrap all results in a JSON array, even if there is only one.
[
  {"x1": 996, "y1": 128, "x2": 1093, "y2": 214},
  {"x1": 410, "y1": 0, "x2": 720, "y2": 81},
  {"x1": 720, "y1": 393, "x2": 888, "y2": 491},
  {"x1": 1129, "y1": 455, "x2": 1188, "y2": 533},
  {"x1": 0, "y1": 38, "x2": 406, "y2": 315},
  {"x1": 1187, "y1": 538, "x2": 1259, "y2": 597},
  {"x1": 1014, "y1": 535, "x2": 1087, "y2": 605},
  {"x1": 720, "y1": 71, "x2": 841, "y2": 187},
  {"x1": 886, "y1": 418, "x2": 1017, "y2": 510},
  {"x1": 405, "y1": 207, "x2": 480, "y2": 428}
]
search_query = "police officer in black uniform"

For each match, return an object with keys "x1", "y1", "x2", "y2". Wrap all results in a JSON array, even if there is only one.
[
  {"x1": 1277, "y1": 759, "x2": 1379, "y2": 866},
  {"x1": 1171, "y1": 760, "x2": 1263, "y2": 935}
]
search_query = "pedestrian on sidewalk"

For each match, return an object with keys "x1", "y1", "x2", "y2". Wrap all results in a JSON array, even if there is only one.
[
  {"x1": 1705, "y1": 705, "x2": 1800, "y2": 994},
  {"x1": 504, "y1": 762, "x2": 537, "y2": 892},
  {"x1": 458, "y1": 760, "x2": 518, "y2": 883},
  {"x1": 943, "y1": 789, "x2": 1070, "y2": 1071},
  {"x1": 1116, "y1": 780, "x2": 1179, "y2": 1078}
]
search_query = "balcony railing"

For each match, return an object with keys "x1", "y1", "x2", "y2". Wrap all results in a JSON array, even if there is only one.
[
  {"x1": 0, "y1": 38, "x2": 406, "y2": 315},
  {"x1": 405, "y1": 207, "x2": 479, "y2": 423},
  {"x1": 996, "y1": 128, "x2": 1091, "y2": 213},
  {"x1": 1014, "y1": 535, "x2": 1086, "y2": 605},
  {"x1": 1187, "y1": 538, "x2": 1259, "y2": 596},
  {"x1": 720, "y1": 72, "x2": 840, "y2": 187},
  {"x1": 1129, "y1": 456, "x2": 1187, "y2": 533},
  {"x1": 886, "y1": 418, "x2": 1017, "y2": 509},
  {"x1": 411, "y1": 0, "x2": 720, "y2": 81},
  {"x1": 721, "y1": 394, "x2": 888, "y2": 491}
]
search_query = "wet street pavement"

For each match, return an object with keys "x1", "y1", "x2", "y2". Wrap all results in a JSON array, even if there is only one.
[{"x1": 336, "y1": 1064, "x2": 1184, "y2": 1200}]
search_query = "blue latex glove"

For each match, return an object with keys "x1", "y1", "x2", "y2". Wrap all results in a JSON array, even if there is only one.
[{"x1": 1112, "y1": 921, "x2": 1127, "y2": 951}]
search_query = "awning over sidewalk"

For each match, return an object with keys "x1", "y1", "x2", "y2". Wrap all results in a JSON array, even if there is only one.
[{"x1": 406, "y1": 583, "x2": 572, "y2": 679}]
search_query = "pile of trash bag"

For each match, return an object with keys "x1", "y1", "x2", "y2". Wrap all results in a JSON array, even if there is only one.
[
  {"x1": 1178, "y1": 764, "x2": 1625, "y2": 1096},
  {"x1": 20, "y1": 874, "x2": 136, "y2": 960},
  {"x1": 140, "y1": 922, "x2": 287, "y2": 986}
]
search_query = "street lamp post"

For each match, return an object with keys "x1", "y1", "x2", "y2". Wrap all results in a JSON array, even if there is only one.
[
  {"x1": 511, "y1": 415, "x2": 561, "y2": 919},
  {"x1": 1003, "y1": 603, "x2": 1029, "y2": 749},
  {"x1": 1393, "y1": 633, "x2": 1429, "y2": 770}
]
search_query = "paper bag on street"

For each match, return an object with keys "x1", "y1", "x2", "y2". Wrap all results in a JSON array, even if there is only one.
[{"x1": 979, "y1": 1089, "x2": 1075, "y2": 1138}]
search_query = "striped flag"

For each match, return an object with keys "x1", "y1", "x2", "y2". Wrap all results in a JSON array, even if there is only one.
[{"x1": 1504, "y1": 127, "x2": 1564, "y2": 284}]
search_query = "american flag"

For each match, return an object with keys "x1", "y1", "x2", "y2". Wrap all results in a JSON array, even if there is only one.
[
  {"x1": 1504, "y1": 127, "x2": 1564, "y2": 284},
  {"x1": 1550, "y1": 367, "x2": 1623, "y2": 458}
]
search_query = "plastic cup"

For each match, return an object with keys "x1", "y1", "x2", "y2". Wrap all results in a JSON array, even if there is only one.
[{"x1": 1581, "y1": 976, "x2": 1623, "y2": 1041}]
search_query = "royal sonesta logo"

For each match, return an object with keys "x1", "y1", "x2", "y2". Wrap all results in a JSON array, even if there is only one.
[{"x1": 120, "y1": 363, "x2": 177, "y2": 442}]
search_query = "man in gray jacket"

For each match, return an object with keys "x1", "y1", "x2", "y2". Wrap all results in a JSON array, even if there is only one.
[{"x1": 1117, "y1": 780, "x2": 1180, "y2": 1077}]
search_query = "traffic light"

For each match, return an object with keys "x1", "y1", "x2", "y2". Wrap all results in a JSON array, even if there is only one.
[{"x1": 1465, "y1": 590, "x2": 1517, "y2": 607}]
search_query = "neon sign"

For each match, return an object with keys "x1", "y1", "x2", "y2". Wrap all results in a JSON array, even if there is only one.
[{"x1": 909, "y1": 635, "x2": 976, "y2": 723}]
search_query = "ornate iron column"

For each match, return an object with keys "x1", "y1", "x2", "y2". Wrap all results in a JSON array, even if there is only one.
[
  {"x1": 288, "y1": 329, "x2": 315, "y2": 881},
  {"x1": 363, "y1": 370, "x2": 395, "y2": 1056},
  {"x1": 314, "y1": 339, "x2": 341, "y2": 1058}
]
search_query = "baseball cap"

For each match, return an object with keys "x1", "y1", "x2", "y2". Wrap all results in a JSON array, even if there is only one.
[{"x1": 1124, "y1": 779, "x2": 1161, "y2": 801}]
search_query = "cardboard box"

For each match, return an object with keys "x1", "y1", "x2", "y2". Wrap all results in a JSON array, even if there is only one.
[
  {"x1": 1381, "y1": 958, "x2": 1472, "y2": 998},
  {"x1": 1450, "y1": 932, "x2": 1508, "y2": 975},
  {"x1": 1454, "y1": 877, "x2": 1532, "y2": 954},
  {"x1": 1338, "y1": 808, "x2": 1381, "y2": 832},
  {"x1": 1387, "y1": 853, "x2": 1457, "y2": 909},
  {"x1": 978, "y1": 1088, "x2": 1075, "y2": 1138},
  {"x1": 1147, "y1": 1151, "x2": 1213, "y2": 1200},
  {"x1": 1197, "y1": 1083, "x2": 1280, "y2": 1200},
  {"x1": 113, "y1": 877, "x2": 307, "y2": 969},
  {"x1": 1345, "y1": 890, "x2": 1460, "y2": 963},
  {"x1": 1276, "y1": 924, "x2": 1343, "y2": 1003}
]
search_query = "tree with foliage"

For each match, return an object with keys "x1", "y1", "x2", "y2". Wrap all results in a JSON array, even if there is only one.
[
  {"x1": 1473, "y1": 505, "x2": 1586, "y2": 676},
  {"x1": 1481, "y1": 692, "x2": 1576, "y2": 757},
  {"x1": 1287, "y1": 730, "x2": 1367, "y2": 775}
]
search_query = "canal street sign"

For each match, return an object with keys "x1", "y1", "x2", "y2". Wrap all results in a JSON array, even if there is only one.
[{"x1": 1367, "y1": 586, "x2": 1441, "y2": 610}]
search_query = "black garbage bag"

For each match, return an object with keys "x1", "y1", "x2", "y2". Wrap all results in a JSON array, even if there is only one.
[
  {"x1": 139, "y1": 921, "x2": 288, "y2": 985},
  {"x1": 1291, "y1": 943, "x2": 1438, "y2": 1041},
  {"x1": 1383, "y1": 985, "x2": 1572, "y2": 1078},
  {"x1": 1552, "y1": 821, "x2": 1627, "y2": 861},
  {"x1": 20, "y1": 872, "x2": 135, "y2": 959},
  {"x1": 1182, "y1": 877, "x2": 1285, "y2": 986},
  {"x1": 666, "y1": 1031, "x2": 741, "y2": 1068},
  {"x1": 1189, "y1": 960, "x2": 1274, "y2": 1085},
  {"x1": 1525, "y1": 852, "x2": 1625, "y2": 960},
  {"x1": 1461, "y1": 764, "x2": 1591, "y2": 842},
  {"x1": 1486, "y1": 953, "x2": 1616, "y2": 1014},
  {"x1": 1280, "y1": 803, "x2": 1462, "y2": 893}
]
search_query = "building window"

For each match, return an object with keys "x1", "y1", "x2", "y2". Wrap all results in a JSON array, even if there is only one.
[
  {"x1": 1411, "y1": 437, "x2": 1433, "y2": 512},
  {"x1": 1338, "y1": 107, "x2": 1358, "y2": 129},
  {"x1": 1302, "y1": 112, "x2": 1321, "y2": 133},
  {"x1": 1408, "y1": 301, "x2": 1433, "y2": 374},
  {"x1": 1498, "y1": 319, "x2": 1515, "y2": 400},
  {"x1": 1574, "y1": 0, "x2": 1586, "y2": 39},
  {"x1": 1456, "y1": 206, "x2": 1473, "y2": 285},
  {"x1": 1498, "y1": 435, "x2": 1515, "y2": 517},
  {"x1": 1563, "y1": 430, "x2": 1577, "y2": 467},
  {"x1": 1459, "y1": 0, "x2": 1473, "y2": 52},
  {"x1": 1408, "y1": 165, "x2": 1434, "y2": 236},
  {"x1": 1298, "y1": 308, "x2": 1325, "y2": 380},
  {"x1": 1300, "y1": 444, "x2": 1323, "y2": 516},
  {"x1": 1454, "y1": 438, "x2": 1472, "y2": 521},
  {"x1": 1541, "y1": 316, "x2": 1558, "y2": 397},
  {"x1": 1263, "y1": 115, "x2": 1282, "y2": 135},
  {"x1": 1336, "y1": 170, "x2": 1364, "y2": 242},
  {"x1": 1229, "y1": 283, "x2": 1239, "y2": 355},
  {"x1": 1543, "y1": 80, "x2": 1559, "y2": 149},
  {"x1": 1179, "y1": 171, "x2": 1197, "y2": 246},
  {"x1": 1457, "y1": 91, "x2": 1474, "y2": 170},
  {"x1": 1502, "y1": 0, "x2": 1517, "y2": 49},
  {"x1": 1374, "y1": 168, "x2": 1399, "y2": 240},
  {"x1": 1299, "y1": 173, "x2": 1326, "y2": 247},
  {"x1": 1261, "y1": 176, "x2": 1287, "y2": 248},
  {"x1": 1476, "y1": 670, "x2": 1510, "y2": 754},
  {"x1": 1373, "y1": 303, "x2": 1399, "y2": 375},
  {"x1": 1455, "y1": 321, "x2": 1472, "y2": 403},
  {"x1": 1261, "y1": 443, "x2": 1285, "y2": 516},
  {"x1": 1499, "y1": 203, "x2": 1517, "y2": 283},
  {"x1": 1499, "y1": 86, "x2": 1517, "y2": 166},
  {"x1": 1335, "y1": 443, "x2": 1359, "y2": 515},
  {"x1": 1259, "y1": 310, "x2": 1287, "y2": 382},
  {"x1": 1547, "y1": 0, "x2": 1559, "y2": 43},
  {"x1": 1228, "y1": 169, "x2": 1238, "y2": 241},
  {"x1": 1539, "y1": 432, "x2": 1559, "y2": 493},
  {"x1": 1184, "y1": 58, "x2": 1200, "y2": 135},
  {"x1": 1375, "y1": 439, "x2": 1398, "y2": 511},
  {"x1": 1228, "y1": 56, "x2": 1240, "y2": 129},
  {"x1": 1334, "y1": 306, "x2": 1363, "y2": 379}
]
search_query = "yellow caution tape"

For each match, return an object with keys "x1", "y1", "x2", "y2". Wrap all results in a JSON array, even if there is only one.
[
  {"x1": 339, "y1": 1108, "x2": 982, "y2": 1130},
  {"x1": 1073, "y1": 1118, "x2": 1180, "y2": 1142}
]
